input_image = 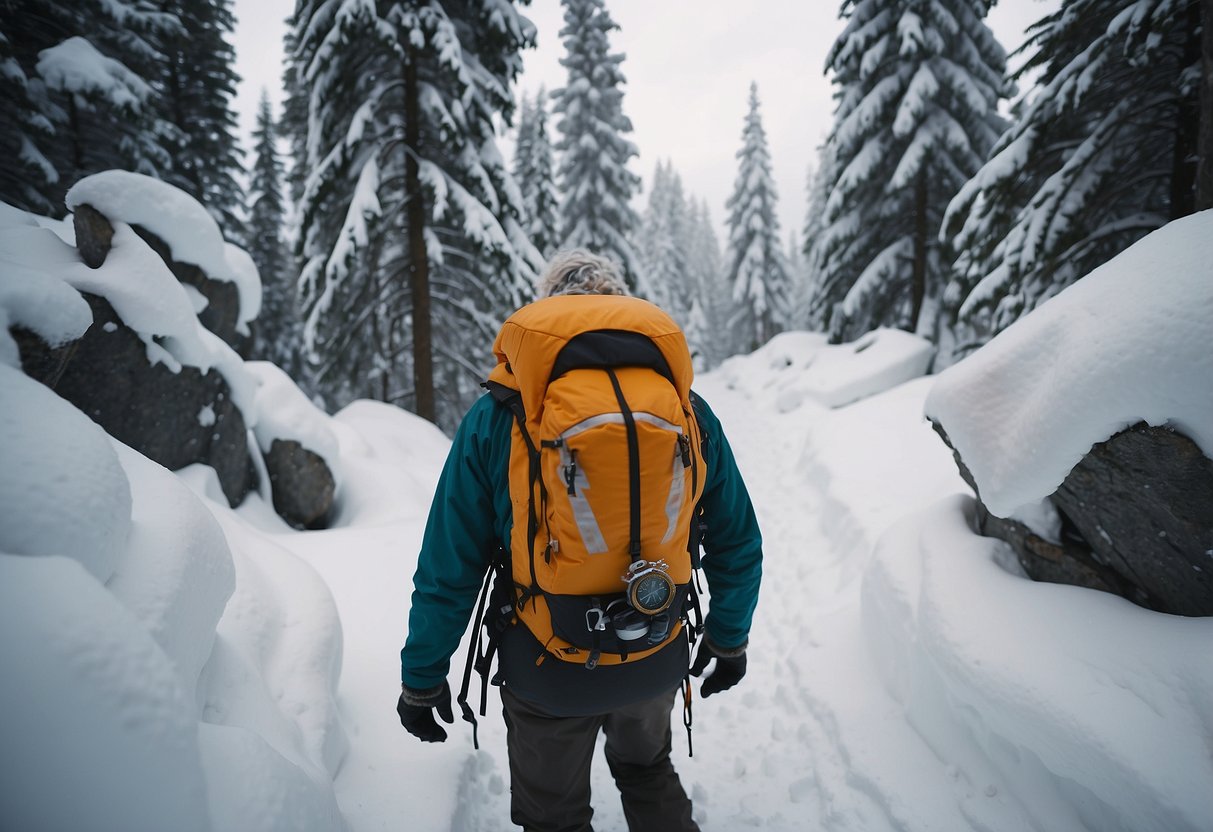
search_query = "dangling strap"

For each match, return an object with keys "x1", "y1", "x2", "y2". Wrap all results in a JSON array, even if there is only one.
[
  {"x1": 456, "y1": 561, "x2": 494, "y2": 750},
  {"x1": 681, "y1": 673, "x2": 694, "y2": 757},
  {"x1": 456, "y1": 546, "x2": 512, "y2": 750}
]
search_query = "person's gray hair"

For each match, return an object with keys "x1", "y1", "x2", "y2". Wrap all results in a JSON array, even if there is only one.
[{"x1": 536, "y1": 249, "x2": 631, "y2": 298}]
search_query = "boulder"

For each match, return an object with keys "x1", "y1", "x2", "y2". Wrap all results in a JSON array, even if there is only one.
[
  {"x1": 21, "y1": 293, "x2": 256, "y2": 507},
  {"x1": 264, "y1": 439, "x2": 336, "y2": 529},
  {"x1": 932, "y1": 421, "x2": 1213, "y2": 616}
]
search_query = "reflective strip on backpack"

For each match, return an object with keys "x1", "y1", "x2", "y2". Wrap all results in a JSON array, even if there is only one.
[
  {"x1": 559, "y1": 411, "x2": 683, "y2": 440},
  {"x1": 661, "y1": 445, "x2": 685, "y2": 544},
  {"x1": 560, "y1": 445, "x2": 609, "y2": 554}
]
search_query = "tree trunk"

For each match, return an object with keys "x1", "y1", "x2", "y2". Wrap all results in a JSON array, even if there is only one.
[
  {"x1": 909, "y1": 171, "x2": 928, "y2": 333},
  {"x1": 1197, "y1": 0, "x2": 1213, "y2": 210},
  {"x1": 1171, "y1": 0, "x2": 1203, "y2": 218},
  {"x1": 403, "y1": 51, "x2": 435, "y2": 423}
]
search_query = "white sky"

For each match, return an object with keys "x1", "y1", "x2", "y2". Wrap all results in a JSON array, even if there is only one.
[{"x1": 232, "y1": 0, "x2": 1058, "y2": 243}]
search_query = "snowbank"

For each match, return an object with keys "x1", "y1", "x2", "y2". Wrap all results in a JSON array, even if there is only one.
[
  {"x1": 0, "y1": 365, "x2": 131, "y2": 582},
  {"x1": 66, "y1": 171, "x2": 261, "y2": 331},
  {"x1": 0, "y1": 367, "x2": 348, "y2": 831},
  {"x1": 925, "y1": 210, "x2": 1213, "y2": 517},
  {"x1": 863, "y1": 496, "x2": 1213, "y2": 832},
  {"x1": 716, "y1": 327, "x2": 933, "y2": 412}
]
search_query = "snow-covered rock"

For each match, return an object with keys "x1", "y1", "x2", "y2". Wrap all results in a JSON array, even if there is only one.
[
  {"x1": 925, "y1": 210, "x2": 1213, "y2": 518},
  {"x1": 926, "y1": 211, "x2": 1213, "y2": 614},
  {"x1": 66, "y1": 171, "x2": 260, "y2": 335}
]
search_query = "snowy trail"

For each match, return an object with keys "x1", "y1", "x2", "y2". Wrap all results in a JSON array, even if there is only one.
[{"x1": 292, "y1": 374, "x2": 968, "y2": 831}]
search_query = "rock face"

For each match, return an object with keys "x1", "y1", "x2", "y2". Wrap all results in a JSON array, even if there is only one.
[
  {"x1": 934, "y1": 422, "x2": 1213, "y2": 616},
  {"x1": 131, "y1": 226, "x2": 249, "y2": 356},
  {"x1": 264, "y1": 440, "x2": 336, "y2": 530},
  {"x1": 22, "y1": 293, "x2": 256, "y2": 507}
]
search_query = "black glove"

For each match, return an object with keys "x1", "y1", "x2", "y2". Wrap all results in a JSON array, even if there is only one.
[
  {"x1": 690, "y1": 637, "x2": 747, "y2": 698},
  {"x1": 397, "y1": 681, "x2": 454, "y2": 742}
]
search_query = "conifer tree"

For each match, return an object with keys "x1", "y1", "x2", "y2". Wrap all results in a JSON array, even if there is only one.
[
  {"x1": 291, "y1": 0, "x2": 539, "y2": 427},
  {"x1": 813, "y1": 0, "x2": 1009, "y2": 344},
  {"x1": 684, "y1": 197, "x2": 729, "y2": 367},
  {"x1": 552, "y1": 0, "x2": 642, "y2": 285},
  {"x1": 0, "y1": 1, "x2": 179, "y2": 213},
  {"x1": 155, "y1": 0, "x2": 245, "y2": 233},
  {"x1": 724, "y1": 82, "x2": 790, "y2": 351},
  {"x1": 942, "y1": 0, "x2": 1203, "y2": 359},
  {"x1": 246, "y1": 91, "x2": 306, "y2": 379},
  {"x1": 637, "y1": 160, "x2": 692, "y2": 323},
  {"x1": 513, "y1": 87, "x2": 560, "y2": 257}
]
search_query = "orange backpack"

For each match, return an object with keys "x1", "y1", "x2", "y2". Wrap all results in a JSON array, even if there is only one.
[{"x1": 482, "y1": 294, "x2": 707, "y2": 672}]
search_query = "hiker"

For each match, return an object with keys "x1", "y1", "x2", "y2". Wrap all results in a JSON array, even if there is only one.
[{"x1": 398, "y1": 249, "x2": 763, "y2": 832}]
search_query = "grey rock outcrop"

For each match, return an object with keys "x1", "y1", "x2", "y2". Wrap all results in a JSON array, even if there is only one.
[
  {"x1": 933, "y1": 421, "x2": 1213, "y2": 616},
  {"x1": 20, "y1": 293, "x2": 256, "y2": 506}
]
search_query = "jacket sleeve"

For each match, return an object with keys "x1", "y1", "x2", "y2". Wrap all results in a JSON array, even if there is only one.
[
  {"x1": 400, "y1": 395, "x2": 509, "y2": 689},
  {"x1": 692, "y1": 392, "x2": 763, "y2": 650}
]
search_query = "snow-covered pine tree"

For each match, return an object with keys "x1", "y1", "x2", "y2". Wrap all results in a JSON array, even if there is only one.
[
  {"x1": 813, "y1": 0, "x2": 1009, "y2": 344},
  {"x1": 154, "y1": 0, "x2": 245, "y2": 234},
  {"x1": 942, "y1": 0, "x2": 1203, "y2": 360},
  {"x1": 551, "y1": 0, "x2": 642, "y2": 285},
  {"x1": 684, "y1": 197, "x2": 730, "y2": 367},
  {"x1": 724, "y1": 82, "x2": 791, "y2": 352},
  {"x1": 0, "y1": 0, "x2": 179, "y2": 213},
  {"x1": 513, "y1": 86, "x2": 560, "y2": 257},
  {"x1": 800, "y1": 151, "x2": 835, "y2": 331},
  {"x1": 637, "y1": 159, "x2": 692, "y2": 323},
  {"x1": 246, "y1": 90, "x2": 307, "y2": 381},
  {"x1": 291, "y1": 0, "x2": 539, "y2": 428}
]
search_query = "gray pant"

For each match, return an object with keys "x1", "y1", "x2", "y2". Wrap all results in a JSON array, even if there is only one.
[{"x1": 500, "y1": 685, "x2": 700, "y2": 832}]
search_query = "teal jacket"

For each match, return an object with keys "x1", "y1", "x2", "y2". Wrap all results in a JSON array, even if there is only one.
[{"x1": 400, "y1": 391, "x2": 763, "y2": 690}]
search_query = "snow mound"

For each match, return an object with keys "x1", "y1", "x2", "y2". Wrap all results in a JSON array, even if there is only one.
[
  {"x1": 925, "y1": 210, "x2": 1213, "y2": 518},
  {"x1": 106, "y1": 442, "x2": 236, "y2": 691},
  {"x1": 800, "y1": 328, "x2": 934, "y2": 408},
  {"x1": 716, "y1": 328, "x2": 933, "y2": 412},
  {"x1": 65, "y1": 171, "x2": 261, "y2": 325},
  {"x1": 863, "y1": 496, "x2": 1213, "y2": 832},
  {"x1": 0, "y1": 365, "x2": 131, "y2": 582},
  {"x1": 0, "y1": 554, "x2": 210, "y2": 832},
  {"x1": 0, "y1": 365, "x2": 347, "y2": 830},
  {"x1": 247, "y1": 361, "x2": 340, "y2": 475}
]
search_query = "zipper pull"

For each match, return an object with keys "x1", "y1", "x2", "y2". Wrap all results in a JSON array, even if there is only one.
[
  {"x1": 564, "y1": 449, "x2": 578, "y2": 495},
  {"x1": 678, "y1": 434, "x2": 692, "y2": 468}
]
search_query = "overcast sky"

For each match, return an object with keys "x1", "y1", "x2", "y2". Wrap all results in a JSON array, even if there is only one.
[{"x1": 232, "y1": 0, "x2": 1059, "y2": 243}]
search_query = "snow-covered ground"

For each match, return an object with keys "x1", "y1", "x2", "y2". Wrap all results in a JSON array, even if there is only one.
[{"x1": 4, "y1": 210, "x2": 1212, "y2": 830}]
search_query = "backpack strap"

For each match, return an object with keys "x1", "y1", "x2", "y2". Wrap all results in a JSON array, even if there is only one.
[{"x1": 485, "y1": 380, "x2": 544, "y2": 608}]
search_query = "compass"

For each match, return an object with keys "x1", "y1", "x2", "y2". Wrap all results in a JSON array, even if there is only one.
[{"x1": 623, "y1": 560, "x2": 675, "y2": 616}]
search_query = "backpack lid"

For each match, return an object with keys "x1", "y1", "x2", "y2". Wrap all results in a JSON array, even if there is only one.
[{"x1": 487, "y1": 295, "x2": 694, "y2": 432}]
